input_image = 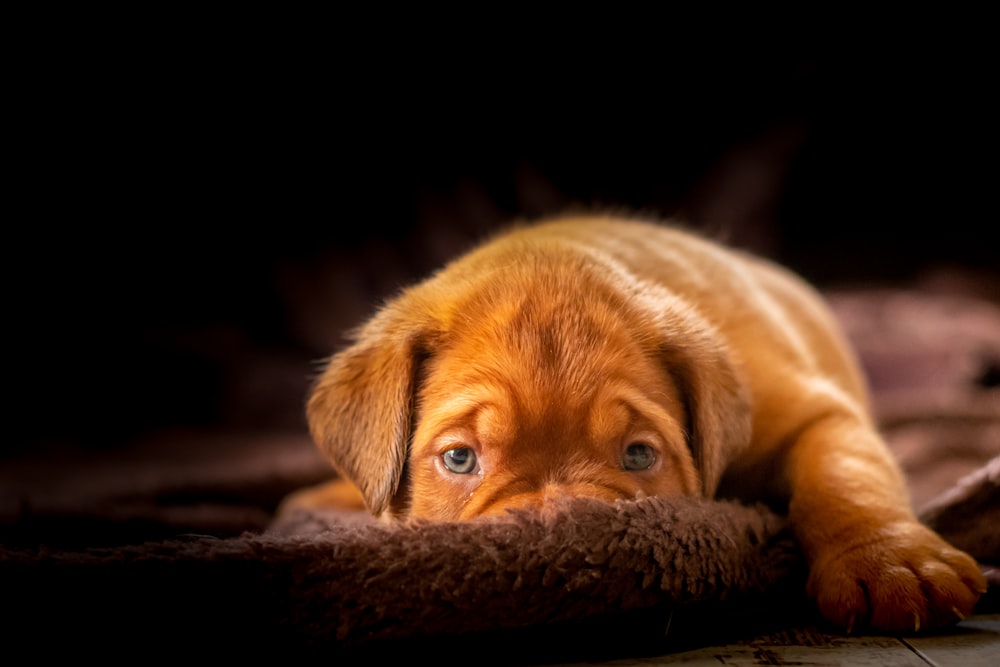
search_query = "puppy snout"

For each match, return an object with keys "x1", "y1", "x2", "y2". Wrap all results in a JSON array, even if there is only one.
[{"x1": 473, "y1": 480, "x2": 630, "y2": 518}]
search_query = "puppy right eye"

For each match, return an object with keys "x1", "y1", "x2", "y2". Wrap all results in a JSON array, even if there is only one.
[
  {"x1": 622, "y1": 442, "x2": 656, "y2": 471},
  {"x1": 442, "y1": 447, "x2": 478, "y2": 474}
]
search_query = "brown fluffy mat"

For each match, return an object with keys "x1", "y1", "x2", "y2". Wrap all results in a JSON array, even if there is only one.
[
  {"x1": 1, "y1": 288, "x2": 998, "y2": 661},
  {"x1": 0, "y1": 496, "x2": 807, "y2": 660}
]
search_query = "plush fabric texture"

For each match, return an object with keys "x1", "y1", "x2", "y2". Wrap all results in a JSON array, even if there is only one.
[
  {"x1": 1, "y1": 288, "x2": 997, "y2": 660},
  {"x1": 0, "y1": 497, "x2": 802, "y2": 652}
]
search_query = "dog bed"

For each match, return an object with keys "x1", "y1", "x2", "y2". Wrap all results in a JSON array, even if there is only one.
[{"x1": 1, "y1": 288, "x2": 997, "y2": 661}]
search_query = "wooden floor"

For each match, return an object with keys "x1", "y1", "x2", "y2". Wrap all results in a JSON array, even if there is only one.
[{"x1": 552, "y1": 614, "x2": 1000, "y2": 666}]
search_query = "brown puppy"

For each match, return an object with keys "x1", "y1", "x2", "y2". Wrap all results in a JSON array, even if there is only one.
[{"x1": 286, "y1": 214, "x2": 986, "y2": 633}]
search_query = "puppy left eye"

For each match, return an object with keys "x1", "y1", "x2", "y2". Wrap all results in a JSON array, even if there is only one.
[
  {"x1": 622, "y1": 442, "x2": 656, "y2": 471},
  {"x1": 442, "y1": 447, "x2": 478, "y2": 474}
]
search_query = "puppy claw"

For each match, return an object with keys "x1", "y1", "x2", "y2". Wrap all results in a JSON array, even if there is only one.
[
  {"x1": 845, "y1": 612, "x2": 856, "y2": 635},
  {"x1": 952, "y1": 606, "x2": 965, "y2": 621},
  {"x1": 914, "y1": 612, "x2": 920, "y2": 633}
]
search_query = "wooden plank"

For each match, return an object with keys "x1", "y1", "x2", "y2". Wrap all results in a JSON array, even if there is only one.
[
  {"x1": 902, "y1": 614, "x2": 1000, "y2": 667},
  {"x1": 615, "y1": 636, "x2": 926, "y2": 666},
  {"x1": 556, "y1": 633, "x2": 927, "y2": 665},
  {"x1": 553, "y1": 615, "x2": 1000, "y2": 666}
]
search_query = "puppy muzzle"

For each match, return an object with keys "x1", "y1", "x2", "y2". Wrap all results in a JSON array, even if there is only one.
[{"x1": 468, "y1": 480, "x2": 637, "y2": 519}]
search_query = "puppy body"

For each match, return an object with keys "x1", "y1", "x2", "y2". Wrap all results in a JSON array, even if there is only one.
[{"x1": 293, "y1": 214, "x2": 986, "y2": 632}]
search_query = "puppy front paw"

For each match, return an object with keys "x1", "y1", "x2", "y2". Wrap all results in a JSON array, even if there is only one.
[
  {"x1": 807, "y1": 521, "x2": 987, "y2": 633},
  {"x1": 275, "y1": 478, "x2": 368, "y2": 518}
]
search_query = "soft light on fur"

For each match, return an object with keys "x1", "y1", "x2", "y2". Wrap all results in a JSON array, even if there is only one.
[{"x1": 285, "y1": 213, "x2": 987, "y2": 633}]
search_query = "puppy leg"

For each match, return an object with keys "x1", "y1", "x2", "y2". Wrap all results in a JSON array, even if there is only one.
[
  {"x1": 276, "y1": 478, "x2": 367, "y2": 517},
  {"x1": 785, "y1": 415, "x2": 987, "y2": 632}
]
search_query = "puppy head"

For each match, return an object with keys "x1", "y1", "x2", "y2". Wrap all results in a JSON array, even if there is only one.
[
  {"x1": 307, "y1": 253, "x2": 751, "y2": 519},
  {"x1": 404, "y1": 297, "x2": 696, "y2": 520}
]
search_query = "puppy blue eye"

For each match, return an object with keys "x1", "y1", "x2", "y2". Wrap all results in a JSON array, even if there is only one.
[
  {"x1": 622, "y1": 443, "x2": 655, "y2": 471},
  {"x1": 442, "y1": 447, "x2": 478, "y2": 474}
]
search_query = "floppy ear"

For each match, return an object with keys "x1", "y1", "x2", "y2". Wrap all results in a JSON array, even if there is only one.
[
  {"x1": 655, "y1": 305, "x2": 753, "y2": 497},
  {"x1": 306, "y1": 304, "x2": 431, "y2": 516}
]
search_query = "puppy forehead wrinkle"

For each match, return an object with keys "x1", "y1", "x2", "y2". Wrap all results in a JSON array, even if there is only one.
[
  {"x1": 440, "y1": 311, "x2": 632, "y2": 407},
  {"x1": 589, "y1": 381, "x2": 686, "y2": 444},
  {"x1": 416, "y1": 385, "x2": 508, "y2": 439}
]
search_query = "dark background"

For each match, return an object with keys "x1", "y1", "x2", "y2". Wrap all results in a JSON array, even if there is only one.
[{"x1": 7, "y1": 32, "x2": 998, "y2": 459}]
